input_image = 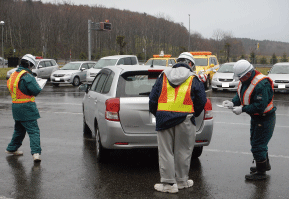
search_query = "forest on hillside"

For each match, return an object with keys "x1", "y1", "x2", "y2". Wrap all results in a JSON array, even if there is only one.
[{"x1": 0, "y1": 0, "x2": 288, "y2": 63}]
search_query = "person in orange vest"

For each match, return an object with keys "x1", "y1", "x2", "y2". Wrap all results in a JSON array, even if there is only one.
[
  {"x1": 222, "y1": 59, "x2": 276, "y2": 180},
  {"x1": 149, "y1": 52, "x2": 207, "y2": 193},
  {"x1": 6, "y1": 54, "x2": 42, "y2": 162}
]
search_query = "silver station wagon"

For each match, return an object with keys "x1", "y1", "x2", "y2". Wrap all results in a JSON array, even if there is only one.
[{"x1": 80, "y1": 65, "x2": 214, "y2": 162}]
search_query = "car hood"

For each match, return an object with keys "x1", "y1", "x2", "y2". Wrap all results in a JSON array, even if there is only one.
[
  {"x1": 268, "y1": 74, "x2": 289, "y2": 81},
  {"x1": 213, "y1": 72, "x2": 234, "y2": 79},
  {"x1": 52, "y1": 70, "x2": 78, "y2": 75}
]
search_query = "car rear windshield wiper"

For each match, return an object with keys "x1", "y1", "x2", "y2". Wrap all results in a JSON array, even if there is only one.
[{"x1": 139, "y1": 92, "x2": 151, "y2": 96}]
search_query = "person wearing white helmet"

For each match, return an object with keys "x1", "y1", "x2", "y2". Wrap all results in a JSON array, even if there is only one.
[
  {"x1": 6, "y1": 54, "x2": 43, "y2": 162},
  {"x1": 149, "y1": 52, "x2": 207, "y2": 193},
  {"x1": 222, "y1": 59, "x2": 276, "y2": 180}
]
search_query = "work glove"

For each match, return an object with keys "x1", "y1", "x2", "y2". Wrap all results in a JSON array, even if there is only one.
[
  {"x1": 233, "y1": 106, "x2": 243, "y2": 115},
  {"x1": 222, "y1": 100, "x2": 233, "y2": 109}
]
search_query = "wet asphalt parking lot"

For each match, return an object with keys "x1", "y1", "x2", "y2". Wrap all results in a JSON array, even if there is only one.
[{"x1": 1, "y1": 81, "x2": 289, "y2": 199}]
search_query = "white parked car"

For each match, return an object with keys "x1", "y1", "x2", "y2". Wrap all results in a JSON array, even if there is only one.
[
  {"x1": 211, "y1": 62, "x2": 239, "y2": 91},
  {"x1": 268, "y1": 62, "x2": 289, "y2": 92},
  {"x1": 50, "y1": 61, "x2": 96, "y2": 86},
  {"x1": 6, "y1": 58, "x2": 59, "y2": 80},
  {"x1": 86, "y1": 55, "x2": 139, "y2": 84}
]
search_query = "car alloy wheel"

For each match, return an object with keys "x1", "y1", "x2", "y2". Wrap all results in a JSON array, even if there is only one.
[{"x1": 72, "y1": 77, "x2": 80, "y2": 86}]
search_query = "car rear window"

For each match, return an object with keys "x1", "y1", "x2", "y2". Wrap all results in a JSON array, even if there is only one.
[{"x1": 116, "y1": 71, "x2": 162, "y2": 97}]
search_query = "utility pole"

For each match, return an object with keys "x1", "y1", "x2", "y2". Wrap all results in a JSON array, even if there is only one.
[
  {"x1": 88, "y1": 20, "x2": 91, "y2": 61},
  {"x1": 188, "y1": 14, "x2": 190, "y2": 52}
]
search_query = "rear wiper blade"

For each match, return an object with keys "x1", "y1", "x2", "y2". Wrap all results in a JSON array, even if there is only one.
[{"x1": 139, "y1": 92, "x2": 151, "y2": 96}]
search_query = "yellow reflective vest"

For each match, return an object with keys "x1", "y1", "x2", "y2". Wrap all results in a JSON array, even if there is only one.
[{"x1": 158, "y1": 74, "x2": 194, "y2": 113}]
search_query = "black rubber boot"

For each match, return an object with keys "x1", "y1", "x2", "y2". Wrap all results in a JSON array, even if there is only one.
[
  {"x1": 250, "y1": 153, "x2": 271, "y2": 173},
  {"x1": 245, "y1": 160, "x2": 268, "y2": 180}
]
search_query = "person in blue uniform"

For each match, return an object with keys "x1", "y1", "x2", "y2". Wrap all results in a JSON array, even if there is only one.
[
  {"x1": 223, "y1": 59, "x2": 276, "y2": 180},
  {"x1": 6, "y1": 54, "x2": 42, "y2": 162},
  {"x1": 149, "y1": 52, "x2": 207, "y2": 193}
]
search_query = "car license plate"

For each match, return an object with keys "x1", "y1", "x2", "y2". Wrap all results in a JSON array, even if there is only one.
[
  {"x1": 55, "y1": 78, "x2": 60, "y2": 81},
  {"x1": 222, "y1": 83, "x2": 229, "y2": 87},
  {"x1": 278, "y1": 84, "x2": 286, "y2": 88}
]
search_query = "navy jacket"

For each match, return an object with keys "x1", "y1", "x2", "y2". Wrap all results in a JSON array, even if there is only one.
[{"x1": 149, "y1": 63, "x2": 207, "y2": 131}]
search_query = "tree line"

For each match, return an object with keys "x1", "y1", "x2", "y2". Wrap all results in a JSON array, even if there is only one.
[{"x1": 0, "y1": 0, "x2": 287, "y2": 63}]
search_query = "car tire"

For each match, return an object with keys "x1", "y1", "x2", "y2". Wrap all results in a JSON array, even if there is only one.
[
  {"x1": 191, "y1": 146, "x2": 203, "y2": 159},
  {"x1": 95, "y1": 124, "x2": 109, "y2": 162},
  {"x1": 53, "y1": 83, "x2": 59, "y2": 87},
  {"x1": 204, "y1": 77, "x2": 210, "y2": 90},
  {"x1": 83, "y1": 115, "x2": 92, "y2": 138},
  {"x1": 212, "y1": 88, "x2": 217, "y2": 92},
  {"x1": 72, "y1": 77, "x2": 80, "y2": 87}
]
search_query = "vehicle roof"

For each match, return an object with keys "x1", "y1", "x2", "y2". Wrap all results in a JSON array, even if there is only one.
[
  {"x1": 100, "y1": 55, "x2": 137, "y2": 59},
  {"x1": 65, "y1": 61, "x2": 97, "y2": 63},
  {"x1": 274, "y1": 62, "x2": 289, "y2": 65},
  {"x1": 148, "y1": 57, "x2": 176, "y2": 60},
  {"x1": 104, "y1": 64, "x2": 167, "y2": 73}
]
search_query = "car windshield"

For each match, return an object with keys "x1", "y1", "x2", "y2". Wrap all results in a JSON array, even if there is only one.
[
  {"x1": 117, "y1": 71, "x2": 162, "y2": 97},
  {"x1": 270, "y1": 65, "x2": 289, "y2": 74},
  {"x1": 145, "y1": 59, "x2": 167, "y2": 66},
  {"x1": 93, "y1": 59, "x2": 118, "y2": 69},
  {"x1": 61, "y1": 63, "x2": 81, "y2": 70},
  {"x1": 194, "y1": 58, "x2": 208, "y2": 66},
  {"x1": 218, "y1": 64, "x2": 235, "y2": 73}
]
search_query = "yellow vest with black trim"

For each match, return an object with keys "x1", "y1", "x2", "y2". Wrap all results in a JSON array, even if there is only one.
[
  {"x1": 157, "y1": 74, "x2": 194, "y2": 113},
  {"x1": 7, "y1": 70, "x2": 35, "y2": 103}
]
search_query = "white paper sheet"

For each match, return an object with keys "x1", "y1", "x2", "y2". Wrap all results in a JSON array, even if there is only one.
[{"x1": 35, "y1": 77, "x2": 47, "y2": 89}]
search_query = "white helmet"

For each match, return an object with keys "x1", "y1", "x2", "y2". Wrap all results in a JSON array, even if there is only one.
[
  {"x1": 177, "y1": 52, "x2": 195, "y2": 66},
  {"x1": 21, "y1": 54, "x2": 36, "y2": 66},
  {"x1": 233, "y1": 59, "x2": 254, "y2": 79}
]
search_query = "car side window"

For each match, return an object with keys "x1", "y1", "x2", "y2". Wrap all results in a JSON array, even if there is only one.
[
  {"x1": 124, "y1": 58, "x2": 131, "y2": 65},
  {"x1": 90, "y1": 74, "x2": 102, "y2": 91},
  {"x1": 81, "y1": 63, "x2": 89, "y2": 70},
  {"x1": 39, "y1": 61, "x2": 45, "y2": 68},
  {"x1": 213, "y1": 58, "x2": 218, "y2": 65},
  {"x1": 131, "y1": 57, "x2": 137, "y2": 65},
  {"x1": 209, "y1": 58, "x2": 213, "y2": 66},
  {"x1": 51, "y1": 60, "x2": 57, "y2": 66},
  {"x1": 88, "y1": 63, "x2": 95, "y2": 68},
  {"x1": 95, "y1": 74, "x2": 108, "y2": 93},
  {"x1": 170, "y1": 59, "x2": 176, "y2": 65},
  {"x1": 102, "y1": 72, "x2": 114, "y2": 94},
  {"x1": 117, "y1": 58, "x2": 124, "y2": 65},
  {"x1": 45, "y1": 61, "x2": 52, "y2": 67}
]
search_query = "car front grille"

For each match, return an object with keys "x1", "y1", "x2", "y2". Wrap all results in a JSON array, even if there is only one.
[
  {"x1": 219, "y1": 78, "x2": 233, "y2": 82},
  {"x1": 275, "y1": 80, "x2": 289, "y2": 83},
  {"x1": 53, "y1": 74, "x2": 65, "y2": 77}
]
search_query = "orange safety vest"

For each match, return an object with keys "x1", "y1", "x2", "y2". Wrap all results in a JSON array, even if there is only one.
[
  {"x1": 237, "y1": 71, "x2": 274, "y2": 115},
  {"x1": 158, "y1": 74, "x2": 194, "y2": 113},
  {"x1": 7, "y1": 70, "x2": 35, "y2": 103}
]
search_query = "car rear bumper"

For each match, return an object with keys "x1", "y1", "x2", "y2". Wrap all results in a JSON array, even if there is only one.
[{"x1": 100, "y1": 118, "x2": 214, "y2": 149}]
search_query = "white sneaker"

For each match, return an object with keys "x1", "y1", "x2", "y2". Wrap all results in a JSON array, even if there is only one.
[
  {"x1": 5, "y1": 150, "x2": 23, "y2": 156},
  {"x1": 154, "y1": 183, "x2": 178, "y2": 193},
  {"x1": 177, "y1": 179, "x2": 194, "y2": 189},
  {"x1": 33, "y1": 153, "x2": 41, "y2": 162}
]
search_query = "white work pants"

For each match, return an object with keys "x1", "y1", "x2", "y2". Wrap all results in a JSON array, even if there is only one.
[{"x1": 157, "y1": 114, "x2": 196, "y2": 184}]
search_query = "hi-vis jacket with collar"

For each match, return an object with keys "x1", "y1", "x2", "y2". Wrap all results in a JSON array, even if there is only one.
[
  {"x1": 149, "y1": 63, "x2": 207, "y2": 131},
  {"x1": 232, "y1": 70, "x2": 276, "y2": 116},
  {"x1": 7, "y1": 66, "x2": 42, "y2": 121}
]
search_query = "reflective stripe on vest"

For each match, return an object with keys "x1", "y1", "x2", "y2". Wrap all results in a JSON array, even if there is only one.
[
  {"x1": 237, "y1": 71, "x2": 274, "y2": 114},
  {"x1": 7, "y1": 70, "x2": 35, "y2": 103},
  {"x1": 157, "y1": 75, "x2": 194, "y2": 113}
]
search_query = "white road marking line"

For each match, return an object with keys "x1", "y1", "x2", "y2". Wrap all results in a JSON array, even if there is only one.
[{"x1": 204, "y1": 149, "x2": 289, "y2": 159}]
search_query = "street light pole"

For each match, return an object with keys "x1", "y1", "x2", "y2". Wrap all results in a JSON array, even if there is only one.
[
  {"x1": 188, "y1": 14, "x2": 190, "y2": 52},
  {"x1": 0, "y1": 21, "x2": 4, "y2": 68}
]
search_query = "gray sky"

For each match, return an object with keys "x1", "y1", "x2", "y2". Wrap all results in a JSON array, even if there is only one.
[{"x1": 43, "y1": 0, "x2": 289, "y2": 43}]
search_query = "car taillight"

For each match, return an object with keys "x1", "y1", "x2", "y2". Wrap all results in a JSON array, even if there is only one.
[
  {"x1": 105, "y1": 98, "x2": 120, "y2": 121},
  {"x1": 204, "y1": 98, "x2": 213, "y2": 120}
]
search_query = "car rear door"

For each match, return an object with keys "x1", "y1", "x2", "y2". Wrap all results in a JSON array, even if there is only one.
[{"x1": 117, "y1": 70, "x2": 160, "y2": 134}]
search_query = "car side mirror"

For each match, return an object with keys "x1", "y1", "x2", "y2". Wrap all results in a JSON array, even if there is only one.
[
  {"x1": 38, "y1": 65, "x2": 43, "y2": 68},
  {"x1": 81, "y1": 68, "x2": 86, "y2": 71},
  {"x1": 267, "y1": 70, "x2": 270, "y2": 74},
  {"x1": 79, "y1": 84, "x2": 90, "y2": 93},
  {"x1": 213, "y1": 69, "x2": 217, "y2": 73}
]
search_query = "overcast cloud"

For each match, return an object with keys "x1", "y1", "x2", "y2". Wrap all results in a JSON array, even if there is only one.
[{"x1": 42, "y1": 0, "x2": 289, "y2": 43}]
